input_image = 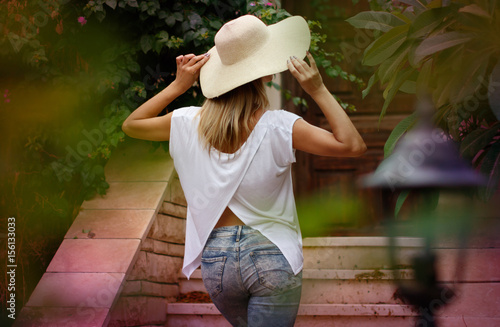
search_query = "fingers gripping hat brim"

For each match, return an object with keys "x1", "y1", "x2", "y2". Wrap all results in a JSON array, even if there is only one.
[{"x1": 200, "y1": 15, "x2": 311, "y2": 99}]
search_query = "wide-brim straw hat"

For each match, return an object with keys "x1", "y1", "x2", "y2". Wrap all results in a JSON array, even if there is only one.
[{"x1": 200, "y1": 14, "x2": 311, "y2": 99}]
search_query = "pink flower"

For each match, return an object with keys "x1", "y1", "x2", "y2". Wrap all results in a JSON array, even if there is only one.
[
  {"x1": 78, "y1": 16, "x2": 87, "y2": 26},
  {"x1": 266, "y1": 2, "x2": 273, "y2": 6},
  {"x1": 249, "y1": 2, "x2": 256, "y2": 6}
]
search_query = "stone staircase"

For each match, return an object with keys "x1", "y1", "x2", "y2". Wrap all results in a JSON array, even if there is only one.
[
  {"x1": 15, "y1": 137, "x2": 500, "y2": 326},
  {"x1": 166, "y1": 236, "x2": 500, "y2": 327}
]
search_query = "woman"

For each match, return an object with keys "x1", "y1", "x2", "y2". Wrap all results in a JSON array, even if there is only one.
[{"x1": 122, "y1": 14, "x2": 366, "y2": 327}]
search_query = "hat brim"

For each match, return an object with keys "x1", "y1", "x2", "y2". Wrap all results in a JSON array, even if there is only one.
[{"x1": 200, "y1": 16, "x2": 311, "y2": 99}]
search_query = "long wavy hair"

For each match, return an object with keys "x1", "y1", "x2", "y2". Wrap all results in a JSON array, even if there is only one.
[{"x1": 198, "y1": 78, "x2": 269, "y2": 154}]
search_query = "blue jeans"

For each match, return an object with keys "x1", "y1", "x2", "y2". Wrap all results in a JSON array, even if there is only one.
[{"x1": 201, "y1": 225, "x2": 302, "y2": 327}]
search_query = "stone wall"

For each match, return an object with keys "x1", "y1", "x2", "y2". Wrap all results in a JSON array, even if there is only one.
[{"x1": 108, "y1": 172, "x2": 187, "y2": 327}]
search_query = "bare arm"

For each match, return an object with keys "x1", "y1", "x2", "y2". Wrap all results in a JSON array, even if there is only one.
[
  {"x1": 287, "y1": 53, "x2": 367, "y2": 157},
  {"x1": 122, "y1": 53, "x2": 210, "y2": 141}
]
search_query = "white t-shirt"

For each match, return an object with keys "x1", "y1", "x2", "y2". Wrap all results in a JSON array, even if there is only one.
[{"x1": 170, "y1": 106, "x2": 303, "y2": 279}]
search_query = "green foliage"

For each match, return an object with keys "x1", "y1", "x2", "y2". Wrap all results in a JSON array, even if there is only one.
[
  {"x1": 347, "y1": 0, "x2": 500, "y2": 201},
  {"x1": 384, "y1": 111, "x2": 418, "y2": 158},
  {"x1": 394, "y1": 189, "x2": 410, "y2": 218},
  {"x1": 346, "y1": 11, "x2": 406, "y2": 32}
]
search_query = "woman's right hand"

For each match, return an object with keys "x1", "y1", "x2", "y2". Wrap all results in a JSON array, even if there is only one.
[
  {"x1": 173, "y1": 53, "x2": 210, "y2": 94},
  {"x1": 287, "y1": 52, "x2": 325, "y2": 96}
]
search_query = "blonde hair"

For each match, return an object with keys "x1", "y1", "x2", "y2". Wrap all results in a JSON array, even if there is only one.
[{"x1": 198, "y1": 78, "x2": 269, "y2": 154}]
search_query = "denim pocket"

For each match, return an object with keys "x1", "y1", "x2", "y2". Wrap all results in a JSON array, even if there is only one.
[
  {"x1": 250, "y1": 250, "x2": 300, "y2": 292},
  {"x1": 201, "y1": 256, "x2": 227, "y2": 298}
]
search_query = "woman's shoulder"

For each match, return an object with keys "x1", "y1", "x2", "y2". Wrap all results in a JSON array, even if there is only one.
[
  {"x1": 264, "y1": 109, "x2": 302, "y2": 129},
  {"x1": 172, "y1": 106, "x2": 202, "y2": 119}
]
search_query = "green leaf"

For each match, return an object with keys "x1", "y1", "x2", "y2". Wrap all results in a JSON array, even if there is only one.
[
  {"x1": 377, "y1": 41, "x2": 410, "y2": 84},
  {"x1": 345, "y1": 11, "x2": 406, "y2": 32},
  {"x1": 393, "y1": 11, "x2": 413, "y2": 24},
  {"x1": 449, "y1": 52, "x2": 489, "y2": 104},
  {"x1": 188, "y1": 13, "x2": 202, "y2": 28},
  {"x1": 157, "y1": 30, "x2": 169, "y2": 41},
  {"x1": 105, "y1": 0, "x2": 117, "y2": 9},
  {"x1": 362, "y1": 73, "x2": 379, "y2": 99},
  {"x1": 95, "y1": 10, "x2": 106, "y2": 22},
  {"x1": 458, "y1": 4, "x2": 491, "y2": 19},
  {"x1": 157, "y1": 10, "x2": 167, "y2": 19},
  {"x1": 416, "y1": 58, "x2": 433, "y2": 94},
  {"x1": 166, "y1": 15, "x2": 176, "y2": 27},
  {"x1": 413, "y1": 32, "x2": 473, "y2": 64},
  {"x1": 184, "y1": 31, "x2": 195, "y2": 44},
  {"x1": 127, "y1": 61, "x2": 140, "y2": 73},
  {"x1": 209, "y1": 20, "x2": 222, "y2": 30},
  {"x1": 399, "y1": 0, "x2": 427, "y2": 13},
  {"x1": 431, "y1": 45, "x2": 466, "y2": 107},
  {"x1": 460, "y1": 124, "x2": 500, "y2": 160},
  {"x1": 380, "y1": 67, "x2": 417, "y2": 123},
  {"x1": 139, "y1": 1, "x2": 148, "y2": 12},
  {"x1": 399, "y1": 80, "x2": 416, "y2": 94},
  {"x1": 152, "y1": 40, "x2": 163, "y2": 54},
  {"x1": 117, "y1": 70, "x2": 131, "y2": 84},
  {"x1": 173, "y1": 12, "x2": 183, "y2": 21},
  {"x1": 110, "y1": 133, "x2": 120, "y2": 147},
  {"x1": 140, "y1": 34, "x2": 153, "y2": 54},
  {"x1": 363, "y1": 24, "x2": 409, "y2": 66},
  {"x1": 127, "y1": 0, "x2": 138, "y2": 7},
  {"x1": 425, "y1": 190, "x2": 440, "y2": 213},
  {"x1": 384, "y1": 112, "x2": 418, "y2": 158},
  {"x1": 395, "y1": 190, "x2": 410, "y2": 218},
  {"x1": 325, "y1": 66, "x2": 339, "y2": 78},
  {"x1": 479, "y1": 141, "x2": 500, "y2": 201},
  {"x1": 408, "y1": 7, "x2": 451, "y2": 39}
]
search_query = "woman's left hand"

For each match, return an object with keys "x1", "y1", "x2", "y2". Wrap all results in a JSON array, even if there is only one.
[
  {"x1": 173, "y1": 53, "x2": 210, "y2": 94},
  {"x1": 287, "y1": 52, "x2": 324, "y2": 97}
]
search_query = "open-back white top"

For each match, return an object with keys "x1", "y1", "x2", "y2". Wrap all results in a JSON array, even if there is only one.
[{"x1": 169, "y1": 106, "x2": 303, "y2": 279}]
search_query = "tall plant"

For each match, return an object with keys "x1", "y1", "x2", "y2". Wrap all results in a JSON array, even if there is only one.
[{"x1": 347, "y1": 0, "x2": 500, "y2": 201}]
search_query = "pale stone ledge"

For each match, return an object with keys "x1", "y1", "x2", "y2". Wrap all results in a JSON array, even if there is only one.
[{"x1": 16, "y1": 139, "x2": 177, "y2": 327}]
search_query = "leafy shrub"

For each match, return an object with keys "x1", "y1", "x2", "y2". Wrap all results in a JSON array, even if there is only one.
[{"x1": 347, "y1": 0, "x2": 500, "y2": 200}]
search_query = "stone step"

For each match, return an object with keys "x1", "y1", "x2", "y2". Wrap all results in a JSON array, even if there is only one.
[
  {"x1": 178, "y1": 268, "x2": 412, "y2": 304},
  {"x1": 165, "y1": 303, "x2": 417, "y2": 327},
  {"x1": 302, "y1": 237, "x2": 500, "y2": 282},
  {"x1": 302, "y1": 237, "x2": 424, "y2": 270},
  {"x1": 177, "y1": 275, "x2": 500, "y2": 316},
  {"x1": 166, "y1": 302, "x2": 500, "y2": 327},
  {"x1": 179, "y1": 238, "x2": 500, "y2": 284}
]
